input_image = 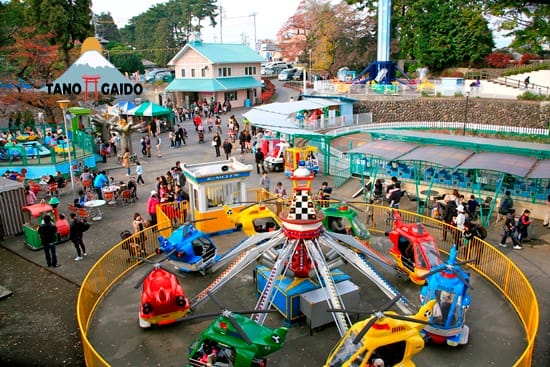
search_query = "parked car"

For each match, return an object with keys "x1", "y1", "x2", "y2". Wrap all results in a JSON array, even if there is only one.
[
  {"x1": 145, "y1": 69, "x2": 172, "y2": 83},
  {"x1": 262, "y1": 67, "x2": 277, "y2": 76},
  {"x1": 293, "y1": 69, "x2": 304, "y2": 81},
  {"x1": 155, "y1": 70, "x2": 175, "y2": 83},
  {"x1": 278, "y1": 68, "x2": 297, "y2": 81}
]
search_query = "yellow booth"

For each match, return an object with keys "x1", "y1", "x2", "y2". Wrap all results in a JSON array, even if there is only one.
[{"x1": 183, "y1": 157, "x2": 253, "y2": 234}]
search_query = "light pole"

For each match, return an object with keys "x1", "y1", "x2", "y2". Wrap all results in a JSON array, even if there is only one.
[
  {"x1": 57, "y1": 99, "x2": 77, "y2": 198},
  {"x1": 463, "y1": 91, "x2": 470, "y2": 136},
  {"x1": 308, "y1": 49, "x2": 312, "y2": 83}
]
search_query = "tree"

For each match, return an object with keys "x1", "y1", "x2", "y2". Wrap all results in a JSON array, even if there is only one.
[
  {"x1": 105, "y1": 42, "x2": 145, "y2": 75},
  {"x1": 94, "y1": 12, "x2": 121, "y2": 43},
  {"x1": 0, "y1": 0, "x2": 26, "y2": 49},
  {"x1": 483, "y1": 1, "x2": 549, "y2": 55},
  {"x1": 24, "y1": 0, "x2": 94, "y2": 68},
  {"x1": 398, "y1": 0, "x2": 494, "y2": 70},
  {"x1": 0, "y1": 26, "x2": 66, "y2": 123}
]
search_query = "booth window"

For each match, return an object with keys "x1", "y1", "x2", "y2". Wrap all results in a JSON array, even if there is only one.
[{"x1": 206, "y1": 182, "x2": 242, "y2": 209}]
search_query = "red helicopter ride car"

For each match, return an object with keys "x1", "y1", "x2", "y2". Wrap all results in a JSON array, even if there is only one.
[
  {"x1": 386, "y1": 210, "x2": 442, "y2": 285},
  {"x1": 133, "y1": 250, "x2": 191, "y2": 328}
]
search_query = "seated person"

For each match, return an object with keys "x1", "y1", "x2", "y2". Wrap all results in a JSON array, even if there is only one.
[{"x1": 329, "y1": 217, "x2": 347, "y2": 234}]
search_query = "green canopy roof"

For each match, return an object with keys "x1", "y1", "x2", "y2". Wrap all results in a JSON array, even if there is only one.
[{"x1": 126, "y1": 102, "x2": 171, "y2": 117}]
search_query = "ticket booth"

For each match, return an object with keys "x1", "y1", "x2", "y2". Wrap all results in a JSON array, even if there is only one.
[
  {"x1": 183, "y1": 157, "x2": 253, "y2": 234},
  {"x1": 284, "y1": 146, "x2": 319, "y2": 177}
]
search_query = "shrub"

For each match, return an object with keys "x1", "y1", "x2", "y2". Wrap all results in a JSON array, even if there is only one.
[
  {"x1": 485, "y1": 52, "x2": 512, "y2": 68},
  {"x1": 519, "y1": 53, "x2": 540, "y2": 66}
]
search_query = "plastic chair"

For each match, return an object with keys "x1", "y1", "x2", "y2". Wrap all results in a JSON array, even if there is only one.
[
  {"x1": 82, "y1": 179, "x2": 93, "y2": 192},
  {"x1": 77, "y1": 207, "x2": 90, "y2": 221},
  {"x1": 48, "y1": 183, "x2": 58, "y2": 197},
  {"x1": 103, "y1": 190, "x2": 116, "y2": 206},
  {"x1": 119, "y1": 189, "x2": 134, "y2": 206}
]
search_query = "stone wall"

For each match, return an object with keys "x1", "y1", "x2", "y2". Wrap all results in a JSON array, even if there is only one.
[{"x1": 354, "y1": 98, "x2": 549, "y2": 129}]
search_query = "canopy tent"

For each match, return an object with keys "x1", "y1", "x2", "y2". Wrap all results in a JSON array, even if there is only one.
[
  {"x1": 118, "y1": 101, "x2": 136, "y2": 114},
  {"x1": 458, "y1": 152, "x2": 538, "y2": 178},
  {"x1": 349, "y1": 140, "x2": 418, "y2": 161},
  {"x1": 126, "y1": 102, "x2": 171, "y2": 117}
]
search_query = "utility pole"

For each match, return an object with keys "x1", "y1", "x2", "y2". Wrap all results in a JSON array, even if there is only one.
[
  {"x1": 250, "y1": 12, "x2": 257, "y2": 52},
  {"x1": 219, "y1": 2, "x2": 223, "y2": 43}
]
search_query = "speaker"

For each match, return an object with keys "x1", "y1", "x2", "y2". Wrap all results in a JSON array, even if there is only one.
[{"x1": 221, "y1": 165, "x2": 229, "y2": 172}]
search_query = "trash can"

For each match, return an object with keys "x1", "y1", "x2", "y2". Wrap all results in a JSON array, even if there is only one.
[{"x1": 244, "y1": 99, "x2": 251, "y2": 108}]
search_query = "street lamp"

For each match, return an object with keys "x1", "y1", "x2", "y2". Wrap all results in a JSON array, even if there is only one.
[
  {"x1": 57, "y1": 99, "x2": 77, "y2": 198},
  {"x1": 463, "y1": 91, "x2": 470, "y2": 136},
  {"x1": 308, "y1": 49, "x2": 312, "y2": 83}
]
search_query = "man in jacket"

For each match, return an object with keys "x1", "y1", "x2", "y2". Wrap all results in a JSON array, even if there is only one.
[{"x1": 38, "y1": 215, "x2": 59, "y2": 267}]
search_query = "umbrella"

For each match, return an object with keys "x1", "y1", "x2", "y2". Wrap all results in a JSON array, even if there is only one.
[
  {"x1": 118, "y1": 101, "x2": 136, "y2": 114},
  {"x1": 126, "y1": 102, "x2": 171, "y2": 117}
]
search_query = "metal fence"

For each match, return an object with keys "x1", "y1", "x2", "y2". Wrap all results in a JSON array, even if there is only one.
[{"x1": 76, "y1": 201, "x2": 537, "y2": 367}]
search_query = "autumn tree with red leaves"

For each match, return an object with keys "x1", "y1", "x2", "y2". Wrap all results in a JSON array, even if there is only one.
[{"x1": 0, "y1": 27, "x2": 70, "y2": 123}]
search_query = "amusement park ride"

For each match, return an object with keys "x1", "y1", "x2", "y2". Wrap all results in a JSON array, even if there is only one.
[
  {"x1": 133, "y1": 250, "x2": 191, "y2": 328},
  {"x1": 385, "y1": 210, "x2": 443, "y2": 285},
  {"x1": 224, "y1": 202, "x2": 282, "y2": 236},
  {"x1": 185, "y1": 292, "x2": 288, "y2": 367},
  {"x1": 324, "y1": 296, "x2": 436, "y2": 367},
  {"x1": 419, "y1": 245, "x2": 475, "y2": 346}
]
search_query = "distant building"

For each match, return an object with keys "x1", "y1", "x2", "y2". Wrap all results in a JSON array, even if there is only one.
[{"x1": 165, "y1": 35, "x2": 263, "y2": 108}]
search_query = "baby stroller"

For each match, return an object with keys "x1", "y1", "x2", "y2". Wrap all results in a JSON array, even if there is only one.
[{"x1": 198, "y1": 129, "x2": 205, "y2": 143}]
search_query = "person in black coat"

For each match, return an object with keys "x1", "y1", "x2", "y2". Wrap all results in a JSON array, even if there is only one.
[
  {"x1": 69, "y1": 212, "x2": 87, "y2": 261},
  {"x1": 441, "y1": 195, "x2": 458, "y2": 241},
  {"x1": 255, "y1": 149, "x2": 266, "y2": 174},
  {"x1": 38, "y1": 215, "x2": 59, "y2": 267}
]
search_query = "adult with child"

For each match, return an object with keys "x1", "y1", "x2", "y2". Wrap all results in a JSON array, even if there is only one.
[
  {"x1": 499, "y1": 208, "x2": 522, "y2": 250},
  {"x1": 516, "y1": 209, "x2": 532, "y2": 244}
]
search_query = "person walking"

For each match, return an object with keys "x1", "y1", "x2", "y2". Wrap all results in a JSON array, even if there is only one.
[
  {"x1": 122, "y1": 148, "x2": 131, "y2": 176},
  {"x1": 496, "y1": 190, "x2": 514, "y2": 223},
  {"x1": 135, "y1": 161, "x2": 145, "y2": 185},
  {"x1": 155, "y1": 133, "x2": 162, "y2": 157},
  {"x1": 499, "y1": 208, "x2": 522, "y2": 249},
  {"x1": 213, "y1": 132, "x2": 222, "y2": 157},
  {"x1": 38, "y1": 214, "x2": 59, "y2": 267},
  {"x1": 441, "y1": 194, "x2": 458, "y2": 241},
  {"x1": 222, "y1": 138, "x2": 232, "y2": 159},
  {"x1": 69, "y1": 212, "x2": 88, "y2": 261},
  {"x1": 516, "y1": 209, "x2": 532, "y2": 244},
  {"x1": 255, "y1": 149, "x2": 266, "y2": 174}
]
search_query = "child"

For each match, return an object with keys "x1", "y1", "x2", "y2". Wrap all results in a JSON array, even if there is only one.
[{"x1": 135, "y1": 161, "x2": 145, "y2": 185}]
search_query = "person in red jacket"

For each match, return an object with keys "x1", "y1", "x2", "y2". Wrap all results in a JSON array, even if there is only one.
[
  {"x1": 517, "y1": 209, "x2": 532, "y2": 244},
  {"x1": 147, "y1": 190, "x2": 160, "y2": 226}
]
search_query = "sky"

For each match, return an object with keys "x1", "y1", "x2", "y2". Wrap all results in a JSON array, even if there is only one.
[
  {"x1": 91, "y1": 0, "x2": 302, "y2": 46},
  {"x1": 91, "y1": 0, "x2": 511, "y2": 48}
]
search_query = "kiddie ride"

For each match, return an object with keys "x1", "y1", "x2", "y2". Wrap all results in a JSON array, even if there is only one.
[
  {"x1": 324, "y1": 295, "x2": 436, "y2": 367},
  {"x1": 419, "y1": 244, "x2": 475, "y2": 347},
  {"x1": 133, "y1": 250, "x2": 191, "y2": 328},
  {"x1": 21, "y1": 198, "x2": 70, "y2": 250},
  {"x1": 182, "y1": 161, "x2": 411, "y2": 346},
  {"x1": 224, "y1": 201, "x2": 282, "y2": 236},
  {"x1": 156, "y1": 220, "x2": 278, "y2": 275},
  {"x1": 385, "y1": 210, "x2": 442, "y2": 285},
  {"x1": 186, "y1": 292, "x2": 288, "y2": 367}
]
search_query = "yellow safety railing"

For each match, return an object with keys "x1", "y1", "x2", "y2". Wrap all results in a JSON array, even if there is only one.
[{"x1": 76, "y1": 201, "x2": 538, "y2": 367}]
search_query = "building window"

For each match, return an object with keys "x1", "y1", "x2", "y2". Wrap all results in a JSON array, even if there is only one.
[
  {"x1": 245, "y1": 66, "x2": 257, "y2": 75},
  {"x1": 191, "y1": 68, "x2": 196, "y2": 77},
  {"x1": 180, "y1": 68, "x2": 185, "y2": 78},
  {"x1": 217, "y1": 67, "x2": 232, "y2": 77},
  {"x1": 201, "y1": 68, "x2": 206, "y2": 77},
  {"x1": 224, "y1": 91, "x2": 237, "y2": 101}
]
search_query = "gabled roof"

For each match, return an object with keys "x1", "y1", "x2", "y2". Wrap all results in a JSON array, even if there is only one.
[{"x1": 168, "y1": 40, "x2": 264, "y2": 65}]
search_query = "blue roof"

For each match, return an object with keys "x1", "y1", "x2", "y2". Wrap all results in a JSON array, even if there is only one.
[
  {"x1": 169, "y1": 40, "x2": 264, "y2": 65},
  {"x1": 165, "y1": 76, "x2": 261, "y2": 92}
]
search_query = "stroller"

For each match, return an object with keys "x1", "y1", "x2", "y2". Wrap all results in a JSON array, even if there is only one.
[{"x1": 198, "y1": 129, "x2": 205, "y2": 143}]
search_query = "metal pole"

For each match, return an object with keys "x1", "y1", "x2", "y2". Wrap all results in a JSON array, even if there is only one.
[
  {"x1": 463, "y1": 92, "x2": 469, "y2": 136},
  {"x1": 309, "y1": 49, "x2": 312, "y2": 83},
  {"x1": 57, "y1": 100, "x2": 77, "y2": 198}
]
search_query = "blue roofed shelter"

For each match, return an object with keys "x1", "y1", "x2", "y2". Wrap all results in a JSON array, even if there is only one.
[{"x1": 166, "y1": 35, "x2": 263, "y2": 108}]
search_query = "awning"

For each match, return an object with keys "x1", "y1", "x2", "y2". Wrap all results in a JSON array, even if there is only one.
[
  {"x1": 126, "y1": 102, "x2": 171, "y2": 117},
  {"x1": 397, "y1": 145, "x2": 474, "y2": 169},
  {"x1": 527, "y1": 159, "x2": 550, "y2": 179},
  {"x1": 165, "y1": 76, "x2": 261, "y2": 92},
  {"x1": 347, "y1": 140, "x2": 419, "y2": 161},
  {"x1": 458, "y1": 152, "x2": 537, "y2": 177}
]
